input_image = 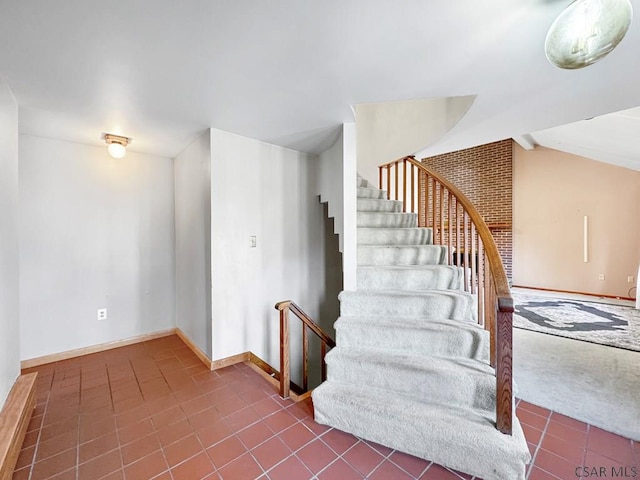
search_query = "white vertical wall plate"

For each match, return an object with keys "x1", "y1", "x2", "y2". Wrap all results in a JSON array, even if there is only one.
[{"x1": 636, "y1": 264, "x2": 639, "y2": 309}]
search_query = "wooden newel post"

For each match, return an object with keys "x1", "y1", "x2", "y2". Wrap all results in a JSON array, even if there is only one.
[
  {"x1": 495, "y1": 303, "x2": 513, "y2": 435},
  {"x1": 279, "y1": 306, "x2": 290, "y2": 399}
]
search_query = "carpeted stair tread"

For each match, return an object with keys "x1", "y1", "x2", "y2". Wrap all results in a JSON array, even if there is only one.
[
  {"x1": 357, "y1": 227, "x2": 433, "y2": 246},
  {"x1": 357, "y1": 264, "x2": 464, "y2": 290},
  {"x1": 357, "y1": 186, "x2": 387, "y2": 199},
  {"x1": 357, "y1": 197, "x2": 403, "y2": 212},
  {"x1": 357, "y1": 211, "x2": 417, "y2": 228},
  {"x1": 357, "y1": 244, "x2": 447, "y2": 266},
  {"x1": 325, "y1": 347, "x2": 496, "y2": 411},
  {"x1": 312, "y1": 382, "x2": 530, "y2": 480},
  {"x1": 339, "y1": 289, "x2": 477, "y2": 322},
  {"x1": 334, "y1": 316, "x2": 489, "y2": 361},
  {"x1": 357, "y1": 176, "x2": 369, "y2": 188}
]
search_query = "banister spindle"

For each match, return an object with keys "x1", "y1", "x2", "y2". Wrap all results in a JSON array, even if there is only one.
[
  {"x1": 488, "y1": 280, "x2": 497, "y2": 367},
  {"x1": 403, "y1": 158, "x2": 407, "y2": 212},
  {"x1": 378, "y1": 166, "x2": 383, "y2": 190},
  {"x1": 431, "y1": 178, "x2": 437, "y2": 233},
  {"x1": 447, "y1": 192, "x2": 453, "y2": 265},
  {"x1": 394, "y1": 162, "x2": 399, "y2": 201},
  {"x1": 439, "y1": 183, "x2": 444, "y2": 246},
  {"x1": 456, "y1": 200, "x2": 461, "y2": 268},
  {"x1": 463, "y1": 212, "x2": 469, "y2": 292},
  {"x1": 386, "y1": 165, "x2": 391, "y2": 200},
  {"x1": 411, "y1": 163, "x2": 415, "y2": 214},
  {"x1": 471, "y1": 223, "x2": 477, "y2": 295},
  {"x1": 478, "y1": 238, "x2": 485, "y2": 326},
  {"x1": 484, "y1": 261, "x2": 491, "y2": 330}
]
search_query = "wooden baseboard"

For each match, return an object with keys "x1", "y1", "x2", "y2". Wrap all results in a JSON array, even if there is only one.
[
  {"x1": 245, "y1": 353, "x2": 309, "y2": 402},
  {"x1": 211, "y1": 352, "x2": 250, "y2": 370},
  {"x1": 513, "y1": 285, "x2": 635, "y2": 302},
  {"x1": 174, "y1": 328, "x2": 214, "y2": 370},
  {"x1": 0, "y1": 373, "x2": 37, "y2": 480},
  {"x1": 21, "y1": 329, "x2": 177, "y2": 370},
  {"x1": 246, "y1": 353, "x2": 279, "y2": 389}
]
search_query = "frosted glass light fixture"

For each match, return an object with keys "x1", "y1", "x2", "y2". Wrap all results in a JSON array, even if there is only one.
[
  {"x1": 104, "y1": 133, "x2": 130, "y2": 158},
  {"x1": 545, "y1": 0, "x2": 633, "y2": 69}
]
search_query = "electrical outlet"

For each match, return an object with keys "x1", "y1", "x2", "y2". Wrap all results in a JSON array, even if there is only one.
[
  {"x1": 249, "y1": 236, "x2": 257, "y2": 248},
  {"x1": 598, "y1": 274, "x2": 605, "y2": 281},
  {"x1": 628, "y1": 276, "x2": 635, "y2": 284},
  {"x1": 97, "y1": 308, "x2": 107, "y2": 320}
]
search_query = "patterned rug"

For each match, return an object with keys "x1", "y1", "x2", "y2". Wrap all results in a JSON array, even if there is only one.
[{"x1": 512, "y1": 292, "x2": 640, "y2": 352}]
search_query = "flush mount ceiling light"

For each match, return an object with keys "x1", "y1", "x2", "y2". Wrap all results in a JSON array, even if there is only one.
[
  {"x1": 545, "y1": 0, "x2": 633, "y2": 69},
  {"x1": 104, "y1": 133, "x2": 130, "y2": 159}
]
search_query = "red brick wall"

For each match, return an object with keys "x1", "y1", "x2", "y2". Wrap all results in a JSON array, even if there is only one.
[{"x1": 420, "y1": 139, "x2": 513, "y2": 279}]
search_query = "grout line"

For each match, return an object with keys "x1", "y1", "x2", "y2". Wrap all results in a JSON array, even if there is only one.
[{"x1": 525, "y1": 408, "x2": 553, "y2": 480}]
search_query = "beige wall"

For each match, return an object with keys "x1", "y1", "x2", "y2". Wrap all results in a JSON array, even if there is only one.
[{"x1": 513, "y1": 144, "x2": 640, "y2": 298}]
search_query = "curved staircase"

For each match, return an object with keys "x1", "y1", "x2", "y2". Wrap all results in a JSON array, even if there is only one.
[{"x1": 312, "y1": 175, "x2": 530, "y2": 480}]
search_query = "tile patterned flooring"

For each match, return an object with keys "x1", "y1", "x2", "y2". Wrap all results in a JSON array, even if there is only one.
[{"x1": 13, "y1": 335, "x2": 639, "y2": 480}]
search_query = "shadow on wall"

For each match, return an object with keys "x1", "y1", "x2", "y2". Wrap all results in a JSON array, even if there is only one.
[{"x1": 308, "y1": 201, "x2": 343, "y2": 389}]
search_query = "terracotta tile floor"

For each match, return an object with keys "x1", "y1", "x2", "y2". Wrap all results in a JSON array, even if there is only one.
[{"x1": 13, "y1": 335, "x2": 639, "y2": 480}]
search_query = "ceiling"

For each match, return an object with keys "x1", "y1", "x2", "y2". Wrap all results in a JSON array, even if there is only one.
[
  {"x1": 524, "y1": 106, "x2": 640, "y2": 171},
  {"x1": 1, "y1": 0, "x2": 640, "y2": 160}
]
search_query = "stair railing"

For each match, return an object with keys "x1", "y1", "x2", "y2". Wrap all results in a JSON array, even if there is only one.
[
  {"x1": 275, "y1": 301, "x2": 336, "y2": 399},
  {"x1": 378, "y1": 156, "x2": 514, "y2": 435}
]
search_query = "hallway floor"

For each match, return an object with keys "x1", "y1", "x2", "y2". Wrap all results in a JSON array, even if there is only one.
[{"x1": 13, "y1": 335, "x2": 639, "y2": 480}]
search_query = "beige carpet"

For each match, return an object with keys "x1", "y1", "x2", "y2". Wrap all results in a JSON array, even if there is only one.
[{"x1": 514, "y1": 327, "x2": 640, "y2": 440}]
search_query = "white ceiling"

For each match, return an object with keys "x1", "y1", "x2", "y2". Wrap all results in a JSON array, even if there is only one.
[
  {"x1": 526, "y1": 107, "x2": 640, "y2": 171},
  {"x1": 1, "y1": 0, "x2": 640, "y2": 159}
]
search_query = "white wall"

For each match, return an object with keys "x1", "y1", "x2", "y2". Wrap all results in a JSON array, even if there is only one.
[
  {"x1": 316, "y1": 123, "x2": 357, "y2": 291},
  {"x1": 174, "y1": 132, "x2": 212, "y2": 357},
  {"x1": 20, "y1": 136, "x2": 176, "y2": 360},
  {"x1": 356, "y1": 96, "x2": 475, "y2": 184},
  {"x1": 209, "y1": 128, "x2": 341, "y2": 371},
  {"x1": 0, "y1": 79, "x2": 20, "y2": 405},
  {"x1": 342, "y1": 123, "x2": 357, "y2": 292}
]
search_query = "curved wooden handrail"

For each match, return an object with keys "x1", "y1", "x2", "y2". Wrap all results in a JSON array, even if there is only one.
[
  {"x1": 379, "y1": 155, "x2": 514, "y2": 435},
  {"x1": 275, "y1": 300, "x2": 335, "y2": 399}
]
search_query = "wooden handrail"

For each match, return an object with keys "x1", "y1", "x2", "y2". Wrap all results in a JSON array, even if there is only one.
[
  {"x1": 275, "y1": 300, "x2": 335, "y2": 399},
  {"x1": 379, "y1": 156, "x2": 513, "y2": 435}
]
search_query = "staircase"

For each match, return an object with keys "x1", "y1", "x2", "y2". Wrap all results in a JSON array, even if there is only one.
[{"x1": 312, "y1": 174, "x2": 530, "y2": 480}]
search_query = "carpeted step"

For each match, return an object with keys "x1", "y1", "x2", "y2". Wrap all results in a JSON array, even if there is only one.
[
  {"x1": 358, "y1": 245, "x2": 447, "y2": 266},
  {"x1": 358, "y1": 227, "x2": 433, "y2": 246},
  {"x1": 357, "y1": 176, "x2": 370, "y2": 188},
  {"x1": 335, "y1": 316, "x2": 489, "y2": 362},
  {"x1": 339, "y1": 290, "x2": 477, "y2": 322},
  {"x1": 312, "y1": 382, "x2": 530, "y2": 480},
  {"x1": 357, "y1": 265, "x2": 464, "y2": 290},
  {"x1": 325, "y1": 348, "x2": 496, "y2": 411},
  {"x1": 357, "y1": 211, "x2": 417, "y2": 228},
  {"x1": 357, "y1": 186, "x2": 387, "y2": 199},
  {"x1": 357, "y1": 197, "x2": 403, "y2": 212}
]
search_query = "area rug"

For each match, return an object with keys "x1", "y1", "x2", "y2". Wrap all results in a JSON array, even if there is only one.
[{"x1": 512, "y1": 292, "x2": 640, "y2": 352}]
